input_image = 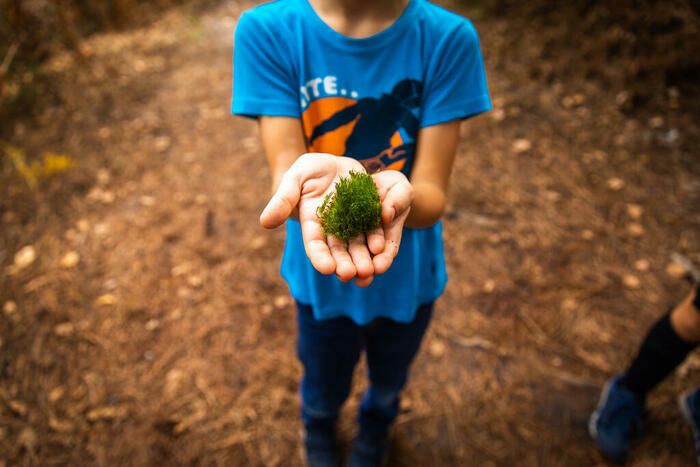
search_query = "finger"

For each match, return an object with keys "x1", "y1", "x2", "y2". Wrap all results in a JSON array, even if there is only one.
[
  {"x1": 381, "y1": 181, "x2": 414, "y2": 224},
  {"x1": 327, "y1": 235, "x2": 356, "y2": 282},
  {"x1": 348, "y1": 234, "x2": 374, "y2": 278},
  {"x1": 260, "y1": 169, "x2": 302, "y2": 229},
  {"x1": 366, "y1": 226, "x2": 384, "y2": 256},
  {"x1": 372, "y1": 222, "x2": 403, "y2": 275},
  {"x1": 301, "y1": 218, "x2": 336, "y2": 275},
  {"x1": 354, "y1": 275, "x2": 374, "y2": 288}
]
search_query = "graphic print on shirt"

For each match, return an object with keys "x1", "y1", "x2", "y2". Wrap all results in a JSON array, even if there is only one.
[{"x1": 301, "y1": 78, "x2": 422, "y2": 175}]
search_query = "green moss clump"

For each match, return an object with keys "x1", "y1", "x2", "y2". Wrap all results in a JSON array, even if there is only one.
[{"x1": 317, "y1": 170, "x2": 382, "y2": 242}]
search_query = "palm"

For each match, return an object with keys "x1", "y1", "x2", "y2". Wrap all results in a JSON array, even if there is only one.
[{"x1": 260, "y1": 153, "x2": 413, "y2": 286}]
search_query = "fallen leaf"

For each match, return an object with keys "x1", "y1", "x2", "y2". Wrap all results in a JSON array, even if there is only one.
[
  {"x1": 8, "y1": 400, "x2": 28, "y2": 416},
  {"x1": 666, "y1": 261, "x2": 688, "y2": 279},
  {"x1": 96, "y1": 294, "x2": 117, "y2": 306},
  {"x1": 511, "y1": 139, "x2": 532, "y2": 154},
  {"x1": 274, "y1": 295, "x2": 290, "y2": 308},
  {"x1": 3, "y1": 301, "x2": 17, "y2": 316},
  {"x1": 251, "y1": 236, "x2": 266, "y2": 250},
  {"x1": 607, "y1": 178, "x2": 625, "y2": 190},
  {"x1": 13, "y1": 245, "x2": 36, "y2": 270},
  {"x1": 429, "y1": 339, "x2": 446, "y2": 358},
  {"x1": 634, "y1": 259, "x2": 650, "y2": 272},
  {"x1": 61, "y1": 251, "x2": 80, "y2": 268},
  {"x1": 623, "y1": 274, "x2": 640, "y2": 289},
  {"x1": 87, "y1": 405, "x2": 127, "y2": 421},
  {"x1": 18, "y1": 427, "x2": 37, "y2": 453},
  {"x1": 140, "y1": 195, "x2": 156, "y2": 207},
  {"x1": 626, "y1": 223, "x2": 645, "y2": 237},
  {"x1": 49, "y1": 386, "x2": 65, "y2": 403},
  {"x1": 187, "y1": 275, "x2": 203, "y2": 288},
  {"x1": 53, "y1": 322, "x2": 74, "y2": 337},
  {"x1": 626, "y1": 203, "x2": 644, "y2": 219},
  {"x1": 49, "y1": 416, "x2": 74, "y2": 432}
]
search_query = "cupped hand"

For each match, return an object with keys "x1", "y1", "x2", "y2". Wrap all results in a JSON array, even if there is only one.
[{"x1": 260, "y1": 153, "x2": 413, "y2": 286}]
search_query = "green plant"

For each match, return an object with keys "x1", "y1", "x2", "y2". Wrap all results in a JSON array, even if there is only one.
[{"x1": 317, "y1": 170, "x2": 381, "y2": 242}]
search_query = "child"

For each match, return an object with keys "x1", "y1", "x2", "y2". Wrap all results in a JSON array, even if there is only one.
[
  {"x1": 590, "y1": 285, "x2": 700, "y2": 463},
  {"x1": 231, "y1": 0, "x2": 491, "y2": 465}
]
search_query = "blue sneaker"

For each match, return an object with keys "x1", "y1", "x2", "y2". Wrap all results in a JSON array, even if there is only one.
[
  {"x1": 679, "y1": 387, "x2": 700, "y2": 465},
  {"x1": 303, "y1": 426, "x2": 341, "y2": 467},
  {"x1": 588, "y1": 375, "x2": 645, "y2": 463},
  {"x1": 347, "y1": 430, "x2": 390, "y2": 467}
]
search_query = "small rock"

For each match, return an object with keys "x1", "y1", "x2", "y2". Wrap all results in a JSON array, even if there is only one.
[
  {"x1": 581, "y1": 230, "x2": 595, "y2": 240},
  {"x1": 144, "y1": 351, "x2": 155, "y2": 361},
  {"x1": 171, "y1": 263, "x2": 191, "y2": 277},
  {"x1": 626, "y1": 203, "x2": 644, "y2": 219},
  {"x1": 274, "y1": 295, "x2": 290, "y2": 308},
  {"x1": 634, "y1": 259, "x2": 650, "y2": 272},
  {"x1": 60, "y1": 251, "x2": 80, "y2": 268},
  {"x1": 607, "y1": 178, "x2": 625, "y2": 190},
  {"x1": 96, "y1": 168, "x2": 110, "y2": 185},
  {"x1": 13, "y1": 245, "x2": 36, "y2": 270},
  {"x1": 648, "y1": 116, "x2": 664, "y2": 128},
  {"x1": 261, "y1": 304, "x2": 274, "y2": 315},
  {"x1": 139, "y1": 195, "x2": 156, "y2": 207},
  {"x1": 96, "y1": 294, "x2": 117, "y2": 306},
  {"x1": 511, "y1": 139, "x2": 532, "y2": 154},
  {"x1": 429, "y1": 339, "x2": 446, "y2": 358},
  {"x1": 490, "y1": 108, "x2": 506, "y2": 121},
  {"x1": 145, "y1": 319, "x2": 160, "y2": 331},
  {"x1": 186, "y1": 275, "x2": 203, "y2": 288},
  {"x1": 666, "y1": 261, "x2": 688, "y2": 279},
  {"x1": 483, "y1": 279, "x2": 496, "y2": 294},
  {"x1": 53, "y1": 322, "x2": 74, "y2": 337},
  {"x1": 94, "y1": 223, "x2": 108, "y2": 236},
  {"x1": 626, "y1": 223, "x2": 645, "y2": 237},
  {"x1": 251, "y1": 236, "x2": 266, "y2": 250},
  {"x1": 3, "y1": 301, "x2": 17, "y2": 316},
  {"x1": 195, "y1": 194, "x2": 208, "y2": 205},
  {"x1": 77, "y1": 219, "x2": 90, "y2": 232},
  {"x1": 623, "y1": 274, "x2": 640, "y2": 289},
  {"x1": 154, "y1": 136, "x2": 171, "y2": 152}
]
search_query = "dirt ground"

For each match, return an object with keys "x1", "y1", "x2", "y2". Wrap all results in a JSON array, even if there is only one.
[{"x1": 1, "y1": 1, "x2": 699, "y2": 466}]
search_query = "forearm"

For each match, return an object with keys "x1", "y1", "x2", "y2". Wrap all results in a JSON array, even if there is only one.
[{"x1": 404, "y1": 181, "x2": 447, "y2": 228}]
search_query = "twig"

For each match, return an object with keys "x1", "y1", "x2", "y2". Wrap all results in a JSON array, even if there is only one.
[{"x1": 1, "y1": 42, "x2": 20, "y2": 76}]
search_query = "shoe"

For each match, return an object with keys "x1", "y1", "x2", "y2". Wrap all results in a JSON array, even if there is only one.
[
  {"x1": 679, "y1": 388, "x2": 700, "y2": 465},
  {"x1": 347, "y1": 430, "x2": 390, "y2": 467},
  {"x1": 303, "y1": 426, "x2": 341, "y2": 467},
  {"x1": 588, "y1": 374, "x2": 645, "y2": 463}
]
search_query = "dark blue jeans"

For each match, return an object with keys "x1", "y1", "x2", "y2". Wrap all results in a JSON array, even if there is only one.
[{"x1": 296, "y1": 301, "x2": 433, "y2": 436}]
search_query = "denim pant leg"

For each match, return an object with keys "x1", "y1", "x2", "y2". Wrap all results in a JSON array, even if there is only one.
[
  {"x1": 360, "y1": 302, "x2": 434, "y2": 434},
  {"x1": 296, "y1": 301, "x2": 363, "y2": 431}
]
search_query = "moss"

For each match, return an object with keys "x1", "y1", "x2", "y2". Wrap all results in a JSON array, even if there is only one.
[{"x1": 316, "y1": 170, "x2": 381, "y2": 242}]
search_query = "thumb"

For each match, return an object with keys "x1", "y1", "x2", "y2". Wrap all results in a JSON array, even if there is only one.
[{"x1": 260, "y1": 169, "x2": 302, "y2": 229}]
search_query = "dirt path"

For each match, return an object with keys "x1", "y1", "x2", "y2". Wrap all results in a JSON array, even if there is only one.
[{"x1": 1, "y1": 1, "x2": 699, "y2": 466}]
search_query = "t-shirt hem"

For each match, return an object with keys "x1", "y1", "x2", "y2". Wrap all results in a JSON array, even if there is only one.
[
  {"x1": 420, "y1": 95, "x2": 492, "y2": 128},
  {"x1": 231, "y1": 98, "x2": 300, "y2": 119}
]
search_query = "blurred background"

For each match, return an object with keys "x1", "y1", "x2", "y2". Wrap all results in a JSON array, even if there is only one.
[{"x1": 1, "y1": 0, "x2": 699, "y2": 465}]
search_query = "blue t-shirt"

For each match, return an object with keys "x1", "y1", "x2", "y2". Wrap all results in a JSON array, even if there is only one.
[{"x1": 232, "y1": 0, "x2": 491, "y2": 325}]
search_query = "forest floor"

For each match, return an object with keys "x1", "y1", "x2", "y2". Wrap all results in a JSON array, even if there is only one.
[{"x1": 1, "y1": 1, "x2": 699, "y2": 466}]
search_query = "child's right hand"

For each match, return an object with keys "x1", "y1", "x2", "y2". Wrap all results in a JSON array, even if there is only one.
[{"x1": 259, "y1": 153, "x2": 412, "y2": 287}]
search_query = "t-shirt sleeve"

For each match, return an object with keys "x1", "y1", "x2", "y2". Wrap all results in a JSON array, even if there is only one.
[
  {"x1": 420, "y1": 21, "x2": 491, "y2": 128},
  {"x1": 231, "y1": 12, "x2": 300, "y2": 119}
]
